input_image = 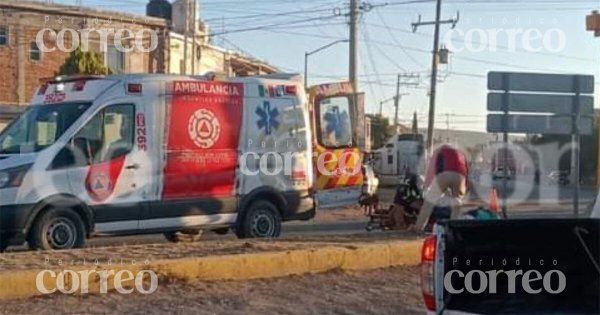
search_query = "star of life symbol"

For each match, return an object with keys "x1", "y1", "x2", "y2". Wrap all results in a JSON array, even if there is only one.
[
  {"x1": 255, "y1": 101, "x2": 279, "y2": 135},
  {"x1": 188, "y1": 108, "x2": 221, "y2": 148}
]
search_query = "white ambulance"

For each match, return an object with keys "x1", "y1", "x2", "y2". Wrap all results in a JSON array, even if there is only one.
[{"x1": 0, "y1": 74, "x2": 371, "y2": 251}]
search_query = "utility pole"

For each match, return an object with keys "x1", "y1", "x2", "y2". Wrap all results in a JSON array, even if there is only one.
[
  {"x1": 445, "y1": 113, "x2": 450, "y2": 142},
  {"x1": 393, "y1": 74, "x2": 401, "y2": 127},
  {"x1": 412, "y1": 1, "x2": 459, "y2": 155},
  {"x1": 390, "y1": 73, "x2": 419, "y2": 127},
  {"x1": 183, "y1": 0, "x2": 190, "y2": 75},
  {"x1": 585, "y1": 10, "x2": 600, "y2": 188},
  {"x1": 426, "y1": 0, "x2": 441, "y2": 155},
  {"x1": 349, "y1": 0, "x2": 359, "y2": 93},
  {"x1": 191, "y1": 0, "x2": 196, "y2": 75},
  {"x1": 378, "y1": 96, "x2": 395, "y2": 117}
]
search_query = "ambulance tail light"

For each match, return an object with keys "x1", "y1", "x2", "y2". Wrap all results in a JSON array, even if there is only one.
[
  {"x1": 285, "y1": 85, "x2": 297, "y2": 95},
  {"x1": 127, "y1": 83, "x2": 142, "y2": 95},
  {"x1": 421, "y1": 235, "x2": 437, "y2": 311},
  {"x1": 73, "y1": 80, "x2": 87, "y2": 91},
  {"x1": 291, "y1": 170, "x2": 307, "y2": 181}
]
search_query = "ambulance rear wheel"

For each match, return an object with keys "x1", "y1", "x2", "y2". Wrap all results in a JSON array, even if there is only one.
[
  {"x1": 236, "y1": 200, "x2": 281, "y2": 239},
  {"x1": 163, "y1": 229, "x2": 203, "y2": 243},
  {"x1": 28, "y1": 207, "x2": 87, "y2": 251}
]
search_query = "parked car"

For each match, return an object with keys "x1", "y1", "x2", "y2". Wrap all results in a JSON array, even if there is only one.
[
  {"x1": 548, "y1": 170, "x2": 570, "y2": 185},
  {"x1": 492, "y1": 167, "x2": 513, "y2": 180}
]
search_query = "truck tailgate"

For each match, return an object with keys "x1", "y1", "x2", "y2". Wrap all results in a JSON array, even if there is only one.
[{"x1": 442, "y1": 219, "x2": 600, "y2": 314}]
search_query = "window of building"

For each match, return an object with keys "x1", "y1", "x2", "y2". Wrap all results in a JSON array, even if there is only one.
[
  {"x1": 30, "y1": 42, "x2": 41, "y2": 61},
  {"x1": 0, "y1": 27, "x2": 8, "y2": 45},
  {"x1": 107, "y1": 46, "x2": 125, "y2": 73}
]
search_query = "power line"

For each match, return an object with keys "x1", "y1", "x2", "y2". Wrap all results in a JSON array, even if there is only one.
[
  {"x1": 208, "y1": 14, "x2": 344, "y2": 37},
  {"x1": 361, "y1": 23, "x2": 388, "y2": 102},
  {"x1": 373, "y1": 8, "x2": 425, "y2": 68},
  {"x1": 366, "y1": 23, "x2": 597, "y2": 63}
]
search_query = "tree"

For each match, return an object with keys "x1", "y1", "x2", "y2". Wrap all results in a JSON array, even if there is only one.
[
  {"x1": 411, "y1": 111, "x2": 418, "y2": 134},
  {"x1": 57, "y1": 47, "x2": 111, "y2": 76}
]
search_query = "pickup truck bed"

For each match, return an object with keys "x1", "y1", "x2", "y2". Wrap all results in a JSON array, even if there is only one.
[{"x1": 425, "y1": 219, "x2": 600, "y2": 314}]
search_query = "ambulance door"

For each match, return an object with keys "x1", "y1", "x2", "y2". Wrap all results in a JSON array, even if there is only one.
[
  {"x1": 239, "y1": 94, "x2": 311, "y2": 196},
  {"x1": 155, "y1": 80, "x2": 244, "y2": 228},
  {"x1": 59, "y1": 102, "x2": 153, "y2": 233},
  {"x1": 309, "y1": 82, "x2": 365, "y2": 209}
]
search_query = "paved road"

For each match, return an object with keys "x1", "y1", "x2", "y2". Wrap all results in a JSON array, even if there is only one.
[
  {"x1": 60, "y1": 206, "x2": 594, "y2": 249},
  {"x1": 5, "y1": 220, "x2": 370, "y2": 252},
  {"x1": 7, "y1": 185, "x2": 594, "y2": 251},
  {"x1": 87, "y1": 220, "x2": 369, "y2": 248}
]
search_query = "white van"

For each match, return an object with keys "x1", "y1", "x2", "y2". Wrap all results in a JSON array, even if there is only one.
[{"x1": 0, "y1": 73, "x2": 346, "y2": 251}]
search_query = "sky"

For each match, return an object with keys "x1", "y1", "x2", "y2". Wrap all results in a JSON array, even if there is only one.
[{"x1": 55, "y1": 0, "x2": 600, "y2": 132}]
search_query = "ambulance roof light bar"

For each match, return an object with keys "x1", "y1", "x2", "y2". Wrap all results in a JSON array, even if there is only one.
[{"x1": 47, "y1": 75, "x2": 105, "y2": 85}]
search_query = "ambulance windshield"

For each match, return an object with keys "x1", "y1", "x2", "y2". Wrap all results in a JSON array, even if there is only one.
[
  {"x1": 0, "y1": 102, "x2": 90, "y2": 154},
  {"x1": 318, "y1": 96, "x2": 353, "y2": 148}
]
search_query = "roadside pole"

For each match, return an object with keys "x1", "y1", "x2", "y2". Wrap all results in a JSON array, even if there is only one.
[
  {"x1": 572, "y1": 76, "x2": 581, "y2": 217},
  {"x1": 426, "y1": 0, "x2": 442, "y2": 156},
  {"x1": 585, "y1": 10, "x2": 600, "y2": 191},
  {"x1": 411, "y1": 0, "x2": 459, "y2": 156},
  {"x1": 349, "y1": 0, "x2": 359, "y2": 93},
  {"x1": 501, "y1": 73, "x2": 509, "y2": 218},
  {"x1": 393, "y1": 74, "x2": 401, "y2": 127}
]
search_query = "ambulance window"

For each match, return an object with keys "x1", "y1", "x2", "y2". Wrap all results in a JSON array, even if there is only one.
[
  {"x1": 318, "y1": 96, "x2": 352, "y2": 148},
  {"x1": 102, "y1": 105, "x2": 134, "y2": 161},
  {"x1": 70, "y1": 104, "x2": 134, "y2": 164},
  {"x1": 0, "y1": 103, "x2": 89, "y2": 154}
]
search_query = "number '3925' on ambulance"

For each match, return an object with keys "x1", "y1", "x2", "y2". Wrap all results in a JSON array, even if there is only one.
[{"x1": 0, "y1": 74, "x2": 373, "y2": 251}]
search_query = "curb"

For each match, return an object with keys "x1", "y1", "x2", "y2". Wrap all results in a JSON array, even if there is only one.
[{"x1": 0, "y1": 240, "x2": 421, "y2": 300}]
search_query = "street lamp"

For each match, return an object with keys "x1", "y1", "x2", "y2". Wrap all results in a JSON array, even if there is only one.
[{"x1": 304, "y1": 39, "x2": 349, "y2": 88}]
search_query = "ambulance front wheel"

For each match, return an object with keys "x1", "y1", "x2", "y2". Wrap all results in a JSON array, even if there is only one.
[
  {"x1": 28, "y1": 207, "x2": 87, "y2": 251},
  {"x1": 236, "y1": 200, "x2": 282, "y2": 239}
]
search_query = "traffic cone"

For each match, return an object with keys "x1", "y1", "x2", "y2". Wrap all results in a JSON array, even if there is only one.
[{"x1": 488, "y1": 187, "x2": 500, "y2": 213}]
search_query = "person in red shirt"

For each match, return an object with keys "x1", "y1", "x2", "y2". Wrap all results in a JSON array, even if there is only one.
[{"x1": 413, "y1": 144, "x2": 469, "y2": 231}]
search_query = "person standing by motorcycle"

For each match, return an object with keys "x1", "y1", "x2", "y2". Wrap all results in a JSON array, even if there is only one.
[{"x1": 412, "y1": 144, "x2": 469, "y2": 231}]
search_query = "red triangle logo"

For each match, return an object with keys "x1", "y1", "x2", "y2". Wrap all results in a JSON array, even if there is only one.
[{"x1": 200, "y1": 121, "x2": 210, "y2": 133}]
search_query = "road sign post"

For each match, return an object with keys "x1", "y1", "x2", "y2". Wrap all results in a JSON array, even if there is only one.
[
  {"x1": 501, "y1": 73, "x2": 509, "y2": 218},
  {"x1": 487, "y1": 72, "x2": 594, "y2": 218},
  {"x1": 571, "y1": 76, "x2": 581, "y2": 217}
]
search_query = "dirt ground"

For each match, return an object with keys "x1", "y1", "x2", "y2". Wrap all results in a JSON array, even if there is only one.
[
  {"x1": 0, "y1": 232, "x2": 420, "y2": 272},
  {"x1": 313, "y1": 205, "x2": 367, "y2": 222},
  {"x1": 0, "y1": 266, "x2": 424, "y2": 315}
]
